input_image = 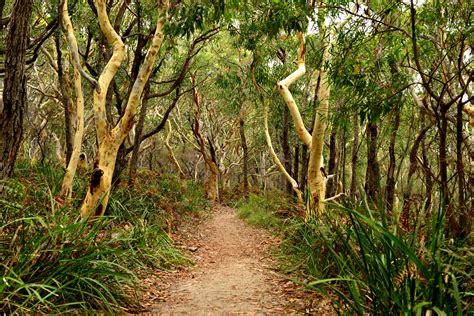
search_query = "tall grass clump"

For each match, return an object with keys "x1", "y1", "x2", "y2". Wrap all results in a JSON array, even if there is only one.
[
  {"x1": 281, "y1": 202, "x2": 472, "y2": 314},
  {"x1": 0, "y1": 206, "x2": 137, "y2": 313},
  {"x1": 1, "y1": 165, "x2": 205, "y2": 313},
  {"x1": 234, "y1": 193, "x2": 295, "y2": 229}
]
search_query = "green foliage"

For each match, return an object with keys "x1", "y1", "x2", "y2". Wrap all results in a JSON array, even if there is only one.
[
  {"x1": 280, "y1": 203, "x2": 472, "y2": 314},
  {"x1": 234, "y1": 194, "x2": 290, "y2": 229},
  {"x1": 0, "y1": 165, "x2": 206, "y2": 313},
  {"x1": 0, "y1": 208, "x2": 137, "y2": 313}
]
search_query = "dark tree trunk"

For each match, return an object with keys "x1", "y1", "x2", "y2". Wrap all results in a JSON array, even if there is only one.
[
  {"x1": 422, "y1": 139, "x2": 433, "y2": 215},
  {"x1": 112, "y1": 143, "x2": 128, "y2": 186},
  {"x1": 293, "y1": 144, "x2": 299, "y2": 190},
  {"x1": 282, "y1": 108, "x2": 292, "y2": 194},
  {"x1": 401, "y1": 124, "x2": 430, "y2": 231},
  {"x1": 340, "y1": 129, "x2": 347, "y2": 193},
  {"x1": 55, "y1": 32, "x2": 74, "y2": 165},
  {"x1": 438, "y1": 109, "x2": 458, "y2": 235},
  {"x1": 385, "y1": 109, "x2": 401, "y2": 213},
  {"x1": 128, "y1": 85, "x2": 150, "y2": 186},
  {"x1": 0, "y1": 0, "x2": 5, "y2": 18},
  {"x1": 350, "y1": 114, "x2": 359, "y2": 197},
  {"x1": 239, "y1": 108, "x2": 249, "y2": 199},
  {"x1": 456, "y1": 101, "x2": 469, "y2": 237},
  {"x1": 300, "y1": 143, "x2": 308, "y2": 193},
  {"x1": 0, "y1": 0, "x2": 33, "y2": 179},
  {"x1": 365, "y1": 121, "x2": 380, "y2": 202},
  {"x1": 326, "y1": 127, "x2": 338, "y2": 198}
]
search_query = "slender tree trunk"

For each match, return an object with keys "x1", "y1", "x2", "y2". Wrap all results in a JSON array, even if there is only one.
[
  {"x1": 59, "y1": 0, "x2": 86, "y2": 199},
  {"x1": 365, "y1": 121, "x2": 380, "y2": 202},
  {"x1": 307, "y1": 42, "x2": 331, "y2": 217},
  {"x1": 300, "y1": 143, "x2": 308, "y2": 193},
  {"x1": 128, "y1": 85, "x2": 150, "y2": 185},
  {"x1": 326, "y1": 127, "x2": 338, "y2": 198},
  {"x1": 282, "y1": 108, "x2": 292, "y2": 194},
  {"x1": 350, "y1": 114, "x2": 359, "y2": 197},
  {"x1": 0, "y1": 0, "x2": 33, "y2": 179},
  {"x1": 401, "y1": 124, "x2": 430, "y2": 230},
  {"x1": 293, "y1": 144, "x2": 299, "y2": 192},
  {"x1": 239, "y1": 107, "x2": 249, "y2": 199},
  {"x1": 164, "y1": 122, "x2": 184, "y2": 178},
  {"x1": 340, "y1": 129, "x2": 346, "y2": 193},
  {"x1": 422, "y1": 139, "x2": 433, "y2": 215},
  {"x1": 456, "y1": 101, "x2": 469, "y2": 237},
  {"x1": 438, "y1": 109, "x2": 457, "y2": 234},
  {"x1": 385, "y1": 109, "x2": 401, "y2": 213},
  {"x1": 55, "y1": 33, "x2": 74, "y2": 165}
]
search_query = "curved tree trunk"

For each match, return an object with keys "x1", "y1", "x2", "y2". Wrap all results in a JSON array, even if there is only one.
[
  {"x1": 0, "y1": 0, "x2": 33, "y2": 179},
  {"x1": 80, "y1": 0, "x2": 168, "y2": 217}
]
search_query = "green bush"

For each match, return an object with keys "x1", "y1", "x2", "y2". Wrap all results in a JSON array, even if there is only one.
[
  {"x1": 0, "y1": 209, "x2": 137, "y2": 314},
  {"x1": 235, "y1": 194, "x2": 285, "y2": 229},
  {"x1": 0, "y1": 166, "x2": 203, "y2": 313},
  {"x1": 281, "y1": 203, "x2": 473, "y2": 314}
]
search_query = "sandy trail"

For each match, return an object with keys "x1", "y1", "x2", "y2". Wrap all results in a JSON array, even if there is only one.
[{"x1": 143, "y1": 205, "x2": 331, "y2": 314}]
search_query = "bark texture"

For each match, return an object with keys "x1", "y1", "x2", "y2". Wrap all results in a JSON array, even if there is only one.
[
  {"x1": 81, "y1": 0, "x2": 168, "y2": 217},
  {"x1": 0, "y1": 0, "x2": 33, "y2": 179}
]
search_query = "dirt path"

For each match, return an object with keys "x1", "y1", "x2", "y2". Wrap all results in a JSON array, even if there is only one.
[{"x1": 142, "y1": 205, "x2": 331, "y2": 314}]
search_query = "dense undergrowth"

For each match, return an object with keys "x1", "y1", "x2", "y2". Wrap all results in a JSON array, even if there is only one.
[
  {"x1": 236, "y1": 193, "x2": 473, "y2": 315},
  {"x1": 0, "y1": 162, "x2": 209, "y2": 313}
]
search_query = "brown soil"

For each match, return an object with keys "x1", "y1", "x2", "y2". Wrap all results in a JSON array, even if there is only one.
[{"x1": 141, "y1": 205, "x2": 333, "y2": 315}]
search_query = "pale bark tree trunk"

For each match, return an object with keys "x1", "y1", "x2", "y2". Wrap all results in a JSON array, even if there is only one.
[
  {"x1": 251, "y1": 50, "x2": 303, "y2": 203},
  {"x1": 275, "y1": 32, "x2": 332, "y2": 217},
  {"x1": 282, "y1": 108, "x2": 292, "y2": 194},
  {"x1": 80, "y1": 0, "x2": 168, "y2": 217},
  {"x1": 262, "y1": 97, "x2": 303, "y2": 203},
  {"x1": 58, "y1": 0, "x2": 85, "y2": 199},
  {"x1": 0, "y1": 0, "x2": 33, "y2": 179},
  {"x1": 165, "y1": 121, "x2": 185, "y2": 178},
  {"x1": 306, "y1": 41, "x2": 331, "y2": 217}
]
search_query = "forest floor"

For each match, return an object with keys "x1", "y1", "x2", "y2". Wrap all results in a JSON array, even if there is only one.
[{"x1": 140, "y1": 205, "x2": 333, "y2": 315}]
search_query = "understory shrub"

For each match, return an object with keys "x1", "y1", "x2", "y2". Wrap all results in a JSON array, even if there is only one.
[
  {"x1": 0, "y1": 165, "x2": 205, "y2": 313},
  {"x1": 235, "y1": 193, "x2": 294, "y2": 229},
  {"x1": 281, "y1": 202, "x2": 473, "y2": 314}
]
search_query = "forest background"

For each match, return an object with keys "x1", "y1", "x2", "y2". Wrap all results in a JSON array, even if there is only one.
[{"x1": 0, "y1": 0, "x2": 472, "y2": 314}]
